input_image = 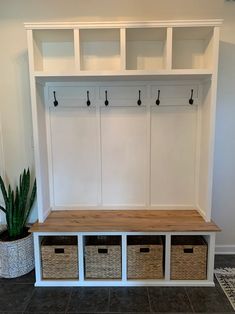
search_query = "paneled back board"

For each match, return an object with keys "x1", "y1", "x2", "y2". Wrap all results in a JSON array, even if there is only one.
[{"x1": 45, "y1": 81, "x2": 201, "y2": 212}]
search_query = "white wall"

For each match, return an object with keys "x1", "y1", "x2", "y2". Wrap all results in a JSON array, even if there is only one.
[
  {"x1": 0, "y1": 0, "x2": 235, "y2": 248},
  {"x1": 0, "y1": 113, "x2": 5, "y2": 222},
  {"x1": 212, "y1": 3, "x2": 235, "y2": 249}
]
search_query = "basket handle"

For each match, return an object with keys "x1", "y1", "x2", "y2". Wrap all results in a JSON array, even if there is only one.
[
  {"x1": 184, "y1": 248, "x2": 193, "y2": 253},
  {"x1": 54, "y1": 248, "x2": 65, "y2": 254},
  {"x1": 98, "y1": 248, "x2": 108, "y2": 254},
  {"x1": 140, "y1": 248, "x2": 150, "y2": 253}
]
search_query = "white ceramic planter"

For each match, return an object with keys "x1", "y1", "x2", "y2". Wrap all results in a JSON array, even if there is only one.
[{"x1": 0, "y1": 232, "x2": 34, "y2": 278}]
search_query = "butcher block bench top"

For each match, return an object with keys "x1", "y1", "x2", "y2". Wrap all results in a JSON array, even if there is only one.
[{"x1": 29, "y1": 210, "x2": 220, "y2": 233}]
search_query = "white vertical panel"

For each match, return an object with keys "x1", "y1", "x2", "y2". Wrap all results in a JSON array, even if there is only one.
[
  {"x1": 101, "y1": 107, "x2": 147, "y2": 206},
  {"x1": 151, "y1": 105, "x2": 197, "y2": 207},
  {"x1": 197, "y1": 81, "x2": 212, "y2": 220},
  {"x1": 50, "y1": 107, "x2": 98, "y2": 206},
  {"x1": 36, "y1": 84, "x2": 51, "y2": 220}
]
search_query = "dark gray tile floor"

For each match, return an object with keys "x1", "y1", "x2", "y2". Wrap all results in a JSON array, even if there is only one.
[{"x1": 0, "y1": 255, "x2": 234, "y2": 313}]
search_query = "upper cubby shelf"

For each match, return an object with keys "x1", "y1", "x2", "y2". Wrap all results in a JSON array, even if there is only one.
[
  {"x1": 172, "y1": 27, "x2": 214, "y2": 70},
  {"x1": 80, "y1": 29, "x2": 121, "y2": 71},
  {"x1": 33, "y1": 29, "x2": 75, "y2": 72},
  {"x1": 25, "y1": 20, "x2": 222, "y2": 77},
  {"x1": 126, "y1": 28, "x2": 167, "y2": 70}
]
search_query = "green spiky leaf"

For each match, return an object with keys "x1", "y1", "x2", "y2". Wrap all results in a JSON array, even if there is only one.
[
  {"x1": 0, "y1": 176, "x2": 8, "y2": 207},
  {"x1": 0, "y1": 169, "x2": 36, "y2": 240}
]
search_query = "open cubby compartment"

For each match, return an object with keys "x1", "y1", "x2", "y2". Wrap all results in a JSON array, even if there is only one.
[
  {"x1": 79, "y1": 29, "x2": 121, "y2": 71},
  {"x1": 33, "y1": 29, "x2": 75, "y2": 72},
  {"x1": 172, "y1": 27, "x2": 214, "y2": 70},
  {"x1": 126, "y1": 28, "x2": 167, "y2": 70}
]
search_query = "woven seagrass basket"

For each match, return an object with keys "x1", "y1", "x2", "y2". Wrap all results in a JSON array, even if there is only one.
[
  {"x1": 41, "y1": 236, "x2": 78, "y2": 279},
  {"x1": 127, "y1": 235, "x2": 164, "y2": 279},
  {"x1": 85, "y1": 236, "x2": 121, "y2": 279},
  {"x1": 171, "y1": 235, "x2": 207, "y2": 280},
  {"x1": 0, "y1": 229, "x2": 34, "y2": 278}
]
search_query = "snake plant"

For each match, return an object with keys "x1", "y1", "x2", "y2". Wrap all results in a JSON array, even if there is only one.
[{"x1": 0, "y1": 169, "x2": 36, "y2": 239}]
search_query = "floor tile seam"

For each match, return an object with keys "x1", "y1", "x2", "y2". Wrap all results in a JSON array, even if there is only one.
[
  {"x1": 146, "y1": 287, "x2": 153, "y2": 313},
  {"x1": 184, "y1": 286, "x2": 195, "y2": 313},
  {"x1": 108, "y1": 287, "x2": 111, "y2": 312},
  {"x1": 21, "y1": 284, "x2": 36, "y2": 313},
  {"x1": 64, "y1": 287, "x2": 73, "y2": 314}
]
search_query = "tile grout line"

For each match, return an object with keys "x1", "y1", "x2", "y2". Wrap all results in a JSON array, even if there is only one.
[
  {"x1": 22, "y1": 283, "x2": 36, "y2": 313},
  {"x1": 147, "y1": 287, "x2": 153, "y2": 313},
  {"x1": 108, "y1": 287, "x2": 111, "y2": 312},
  {"x1": 184, "y1": 286, "x2": 195, "y2": 313},
  {"x1": 64, "y1": 287, "x2": 73, "y2": 314}
]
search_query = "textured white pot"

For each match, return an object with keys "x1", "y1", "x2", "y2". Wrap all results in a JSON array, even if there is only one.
[{"x1": 0, "y1": 231, "x2": 34, "y2": 278}]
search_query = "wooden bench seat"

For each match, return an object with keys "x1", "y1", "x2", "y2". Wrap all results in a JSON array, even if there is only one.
[{"x1": 30, "y1": 210, "x2": 220, "y2": 233}]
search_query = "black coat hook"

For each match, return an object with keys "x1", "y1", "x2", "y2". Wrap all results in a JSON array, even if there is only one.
[
  {"x1": 137, "y1": 90, "x2": 141, "y2": 106},
  {"x1": 53, "y1": 91, "x2": 58, "y2": 107},
  {"x1": 105, "y1": 90, "x2": 109, "y2": 106},
  {"x1": 156, "y1": 90, "x2": 160, "y2": 106},
  {"x1": 189, "y1": 89, "x2": 194, "y2": 105},
  {"x1": 86, "y1": 91, "x2": 91, "y2": 107}
]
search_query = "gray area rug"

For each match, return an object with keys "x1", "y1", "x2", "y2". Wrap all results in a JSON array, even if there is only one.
[{"x1": 215, "y1": 267, "x2": 235, "y2": 310}]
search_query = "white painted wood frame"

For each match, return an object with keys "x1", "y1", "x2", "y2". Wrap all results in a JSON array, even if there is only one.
[
  {"x1": 25, "y1": 20, "x2": 222, "y2": 287},
  {"x1": 33, "y1": 231, "x2": 216, "y2": 287}
]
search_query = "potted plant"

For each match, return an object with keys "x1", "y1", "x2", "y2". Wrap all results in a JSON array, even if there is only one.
[{"x1": 0, "y1": 168, "x2": 36, "y2": 278}]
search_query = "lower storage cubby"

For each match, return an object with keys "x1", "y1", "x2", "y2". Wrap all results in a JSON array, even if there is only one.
[
  {"x1": 37, "y1": 232, "x2": 212, "y2": 284},
  {"x1": 127, "y1": 236, "x2": 164, "y2": 279},
  {"x1": 171, "y1": 235, "x2": 207, "y2": 280},
  {"x1": 41, "y1": 236, "x2": 78, "y2": 279},
  {"x1": 84, "y1": 236, "x2": 122, "y2": 279}
]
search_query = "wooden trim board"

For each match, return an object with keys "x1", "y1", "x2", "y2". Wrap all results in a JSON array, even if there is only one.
[{"x1": 30, "y1": 210, "x2": 220, "y2": 232}]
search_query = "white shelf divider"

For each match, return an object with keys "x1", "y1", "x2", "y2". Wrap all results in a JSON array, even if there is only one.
[
  {"x1": 166, "y1": 27, "x2": 173, "y2": 70},
  {"x1": 74, "y1": 29, "x2": 80, "y2": 71},
  {"x1": 165, "y1": 234, "x2": 171, "y2": 281},
  {"x1": 120, "y1": 28, "x2": 126, "y2": 71},
  {"x1": 78, "y1": 234, "x2": 84, "y2": 281},
  {"x1": 121, "y1": 234, "x2": 127, "y2": 281}
]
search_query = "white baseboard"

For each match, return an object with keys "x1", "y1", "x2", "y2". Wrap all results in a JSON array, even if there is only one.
[{"x1": 215, "y1": 245, "x2": 235, "y2": 254}]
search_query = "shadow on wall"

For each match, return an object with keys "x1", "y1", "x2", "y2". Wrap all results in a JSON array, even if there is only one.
[
  {"x1": 212, "y1": 40, "x2": 235, "y2": 244},
  {"x1": 7, "y1": 50, "x2": 38, "y2": 223},
  {"x1": 0, "y1": 114, "x2": 5, "y2": 223},
  {"x1": 15, "y1": 50, "x2": 34, "y2": 169}
]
